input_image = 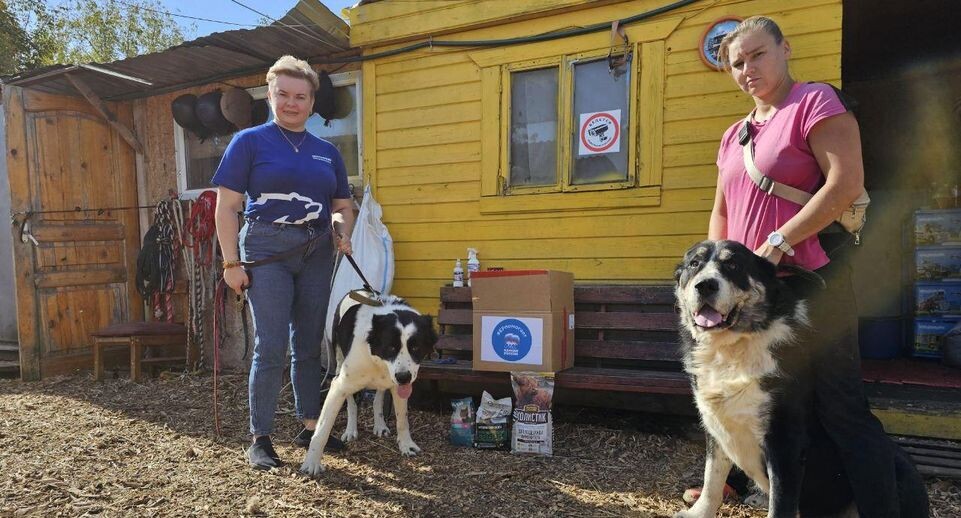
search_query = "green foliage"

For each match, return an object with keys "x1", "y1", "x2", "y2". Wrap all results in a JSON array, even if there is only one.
[{"x1": 1, "y1": 0, "x2": 194, "y2": 76}]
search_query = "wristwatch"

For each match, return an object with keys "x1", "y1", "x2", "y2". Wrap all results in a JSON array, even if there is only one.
[{"x1": 767, "y1": 231, "x2": 795, "y2": 256}]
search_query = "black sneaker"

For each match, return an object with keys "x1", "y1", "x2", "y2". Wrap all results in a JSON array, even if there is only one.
[
  {"x1": 247, "y1": 436, "x2": 283, "y2": 470},
  {"x1": 293, "y1": 428, "x2": 347, "y2": 452}
]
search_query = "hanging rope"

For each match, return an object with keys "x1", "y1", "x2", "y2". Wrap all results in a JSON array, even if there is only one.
[
  {"x1": 186, "y1": 191, "x2": 217, "y2": 267},
  {"x1": 170, "y1": 192, "x2": 218, "y2": 371},
  {"x1": 152, "y1": 200, "x2": 177, "y2": 322},
  {"x1": 136, "y1": 200, "x2": 177, "y2": 320},
  {"x1": 171, "y1": 198, "x2": 195, "y2": 369}
]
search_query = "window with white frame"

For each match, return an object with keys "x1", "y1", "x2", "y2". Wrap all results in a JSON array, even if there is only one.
[
  {"x1": 175, "y1": 70, "x2": 363, "y2": 198},
  {"x1": 503, "y1": 51, "x2": 635, "y2": 195}
]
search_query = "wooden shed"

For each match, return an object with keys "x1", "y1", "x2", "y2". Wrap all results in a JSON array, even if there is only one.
[{"x1": 1, "y1": 0, "x2": 360, "y2": 380}]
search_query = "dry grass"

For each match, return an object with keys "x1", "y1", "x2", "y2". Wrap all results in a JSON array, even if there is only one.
[{"x1": 0, "y1": 373, "x2": 957, "y2": 517}]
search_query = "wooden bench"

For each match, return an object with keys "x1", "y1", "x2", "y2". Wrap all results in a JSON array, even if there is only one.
[
  {"x1": 418, "y1": 285, "x2": 690, "y2": 396},
  {"x1": 92, "y1": 321, "x2": 190, "y2": 382}
]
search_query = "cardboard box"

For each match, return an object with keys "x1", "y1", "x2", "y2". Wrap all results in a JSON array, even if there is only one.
[
  {"x1": 915, "y1": 282, "x2": 961, "y2": 315},
  {"x1": 471, "y1": 270, "x2": 575, "y2": 373},
  {"x1": 913, "y1": 317, "x2": 960, "y2": 359},
  {"x1": 915, "y1": 209, "x2": 961, "y2": 246}
]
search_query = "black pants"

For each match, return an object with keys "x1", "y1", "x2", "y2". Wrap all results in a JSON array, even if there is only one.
[{"x1": 783, "y1": 246, "x2": 900, "y2": 518}]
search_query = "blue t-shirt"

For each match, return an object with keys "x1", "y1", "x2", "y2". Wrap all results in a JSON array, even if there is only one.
[{"x1": 211, "y1": 122, "x2": 351, "y2": 226}]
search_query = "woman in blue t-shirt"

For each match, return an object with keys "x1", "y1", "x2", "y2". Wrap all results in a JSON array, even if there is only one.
[{"x1": 213, "y1": 55, "x2": 354, "y2": 470}]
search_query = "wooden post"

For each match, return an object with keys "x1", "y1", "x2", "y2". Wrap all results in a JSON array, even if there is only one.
[
  {"x1": 129, "y1": 337, "x2": 142, "y2": 382},
  {"x1": 3, "y1": 86, "x2": 41, "y2": 381},
  {"x1": 93, "y1": 340, "x2": 104, "y2": 381},
  {"x1": 65, "y1": 73, "x2": 145, "y2": 154}
]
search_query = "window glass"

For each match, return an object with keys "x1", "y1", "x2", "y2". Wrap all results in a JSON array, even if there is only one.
[
  {"x1": 180, "y1": 82, "x2": 361, "y2": 195},
  {"x1": 570, "y1": 58, "x2": 631, "y2": 185},
  {"x1": 305, "y1": 84, "x2": 360, "y2": 180},
  {"x1": 184, "y1": 133, "x2": 232, "y2": 191},
  {"x1": 509, "y1": 67, "x2": 558, "y2": 187}
]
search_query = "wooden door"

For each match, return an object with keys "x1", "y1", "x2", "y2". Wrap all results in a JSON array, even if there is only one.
[{"x1": 4, "y1": 86, "x2": 142, "y2": 380}]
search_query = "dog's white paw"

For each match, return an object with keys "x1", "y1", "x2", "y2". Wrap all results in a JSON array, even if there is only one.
[
  {"x1": 373, "y1": 421, "x2": 391, "y2": 437},
  {"x1": 341, "y1": 428, "x2": 358, "y2": 443},
  {"x1": 397, "y1": 436, "x2": 421, "y2": 456},
  {"x1": 673, "y1": 503, "x2": 715, "y2": 518},
  {"x1": 299, "y1": 458, "x2": 326, "y2": 478}
]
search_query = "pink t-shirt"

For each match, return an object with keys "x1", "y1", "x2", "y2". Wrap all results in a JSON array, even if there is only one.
[{"x1": 716, "y1": 82, "x2": 848, "y2": 271}]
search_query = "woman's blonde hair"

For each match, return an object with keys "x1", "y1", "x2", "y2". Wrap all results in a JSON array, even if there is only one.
[
  {"x1": 266, "y1": 55, "x2": 320, "y2": 93},
  {"x1": 716, "y1": 16, "x2": 786, "y2": 70}
]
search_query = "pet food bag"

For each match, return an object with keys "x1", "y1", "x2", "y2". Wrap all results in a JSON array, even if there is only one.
[
  {"x1": 473, "y1": 391, "x2": 512, "y2": 450},
  {"x1": 450, "y1": 397, "x2": 475, "y2": 447},
  {"x1": 510, "y1": 372, "x2": 554, "y2": 456}
]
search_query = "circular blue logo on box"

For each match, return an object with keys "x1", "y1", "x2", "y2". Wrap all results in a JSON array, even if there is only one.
[{"x1": 491, "y1": 319, "x2": 532, "y2": 362}]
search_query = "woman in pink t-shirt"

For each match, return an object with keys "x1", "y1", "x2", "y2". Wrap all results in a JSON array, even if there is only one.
[{"x1": 685, "y1": 16, "x2": 907, "y2": 518}]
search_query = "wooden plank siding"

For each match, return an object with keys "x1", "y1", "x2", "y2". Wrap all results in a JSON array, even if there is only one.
[{"x1": 356, "y1": 0, "x2": 843, "y2": 314}]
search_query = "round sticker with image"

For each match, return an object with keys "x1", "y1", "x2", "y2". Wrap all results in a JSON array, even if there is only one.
[{"x1": 491, "y1": 318, "x2": 532, "y2": 362}]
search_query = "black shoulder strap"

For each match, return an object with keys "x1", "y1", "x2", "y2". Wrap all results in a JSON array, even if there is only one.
[{"x1": 810, "y1": 81, "x2": 858, "y2": 116}]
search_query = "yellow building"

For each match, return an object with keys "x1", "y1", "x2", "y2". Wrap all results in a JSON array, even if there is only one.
[
  {"x1": 347, "y1": 0, "x2": 842, "y2": 313},
  {"x1": 347, "y1": 0, "x2": 961, "y2": 440}
]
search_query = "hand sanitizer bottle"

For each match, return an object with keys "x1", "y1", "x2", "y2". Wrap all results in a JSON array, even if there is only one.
[
  {"x1": 467, "y1": 248, "x2": 479, "y2": 287},
  {"x1": 453, "y1": 259, "x2": 464, "y2": 288}
]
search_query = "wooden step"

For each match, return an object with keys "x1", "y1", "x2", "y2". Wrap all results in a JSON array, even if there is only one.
[
  {"x1": 892, "y1": 436, "x2": 961, "y2": 479},
  {"x1": 0, "y1": 360, "x2": 20, "y2": 376},
  {"x1": 0, "y1": 344, "x2": 18, "y2": 362}
]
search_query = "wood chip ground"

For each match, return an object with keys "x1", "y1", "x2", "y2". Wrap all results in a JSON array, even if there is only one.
[{"x1": 0, "y1": 373, "x2": 957, "y2": 517}]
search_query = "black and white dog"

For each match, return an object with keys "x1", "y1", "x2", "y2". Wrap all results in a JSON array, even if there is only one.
[
  {"x1": 674, "y1": 240, "x2": 928, "y2": 518},
  {"x1": 300, "y1": 294, "x2": 437, "y2": 477}
]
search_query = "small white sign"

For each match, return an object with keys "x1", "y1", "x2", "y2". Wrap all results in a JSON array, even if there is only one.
[
  {"x1": 578, "y1": 109, "x2": 621, "y2": 156},
  {"x1": 480, "y1": 316, "x2": 544, "y2": 364}
]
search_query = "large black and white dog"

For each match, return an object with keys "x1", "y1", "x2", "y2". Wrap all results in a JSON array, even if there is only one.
[
  {"x1": 300, "y1": 294, "x2": 437, "y2": 477},
  {"x1": 674, "y1": 240, "x2": 928, "y2": 518}
]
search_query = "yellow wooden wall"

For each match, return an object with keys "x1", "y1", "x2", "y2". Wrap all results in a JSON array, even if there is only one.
[{"x1": 353, "y1": 0, "x2": 842, "y2": 313}]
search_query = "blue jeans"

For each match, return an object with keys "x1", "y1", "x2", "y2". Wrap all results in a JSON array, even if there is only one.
[{"x1": 240, "y1": 219, "x2": 335, "y2": 436}]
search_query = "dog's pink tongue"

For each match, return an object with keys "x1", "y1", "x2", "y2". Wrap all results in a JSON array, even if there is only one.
[
  {"x1": 397, "y1": 383, "x2": 413, "y2": 400},
  {"x1": 695, "y1": 307, "x2": 724, "y2": 328}
]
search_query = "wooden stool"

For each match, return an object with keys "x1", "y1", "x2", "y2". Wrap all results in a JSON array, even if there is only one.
[{"x1": 92, "y1": 322, "x2": 189, "y2": 382}]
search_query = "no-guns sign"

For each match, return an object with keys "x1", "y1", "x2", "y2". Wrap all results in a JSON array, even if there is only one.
[{"x1": 578, "y1": 109, "x2": 621, "y2": 156}]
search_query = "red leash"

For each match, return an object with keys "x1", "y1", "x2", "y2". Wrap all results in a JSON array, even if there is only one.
[{"x1": 212, "y1": 278, "x2": 229, "y2": 436}]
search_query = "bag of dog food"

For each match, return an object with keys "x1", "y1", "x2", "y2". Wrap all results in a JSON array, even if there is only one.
[
  {"x1": 449, "y1": 397, "x2": 475, "y2": 447},
  {"x1": 473, "y1": 391, "x2": 511, "y2": 450},
  {"x1": 510, "y1": 372, "x2": 554, "y2": 456}
]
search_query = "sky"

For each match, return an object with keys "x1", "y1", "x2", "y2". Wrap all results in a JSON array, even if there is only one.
[{"x1": 141, "y1": 0, "x2": 356, "y2": 38}]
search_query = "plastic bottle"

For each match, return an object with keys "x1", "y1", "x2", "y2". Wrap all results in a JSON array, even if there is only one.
[
  {"x1": 467, "y1": 248, "x2": 480, "y2": 287},
  {"x1": 453, "y1": 259, "x2": 464, "y2": 288}
]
